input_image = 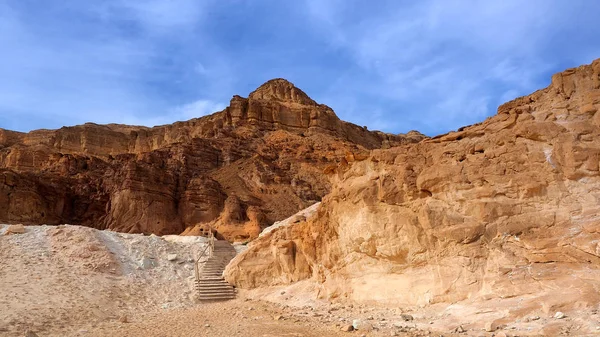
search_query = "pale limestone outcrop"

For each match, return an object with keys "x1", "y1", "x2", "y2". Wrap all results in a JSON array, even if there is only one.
[{"x1": 225, "y1": 59, "x2": 600, "y2": 313}]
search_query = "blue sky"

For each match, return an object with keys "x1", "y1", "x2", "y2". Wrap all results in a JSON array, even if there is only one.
[{"x1": 1, "y1": 0, "x2": 599, "y2": 136}]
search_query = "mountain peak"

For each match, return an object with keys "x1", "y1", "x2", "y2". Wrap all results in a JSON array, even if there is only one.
[{"x1": 249, "y1": 78, "x2": 317, "y2": 105}]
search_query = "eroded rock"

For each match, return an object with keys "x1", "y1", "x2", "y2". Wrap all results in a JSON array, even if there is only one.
[
  {"x1": 225, "y1": 59, "x2": 600, "y2": 313},
  {"x1": 0, "y1": 79, "x2": 425, "y2": 241}
]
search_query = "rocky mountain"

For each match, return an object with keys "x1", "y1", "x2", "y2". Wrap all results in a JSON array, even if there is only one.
[
  {"x1": 225, "y1": 59, "x2": 600, "y2": 316},
  {"x1": 0, "y1": 79, "x2": 424, "y2": 240}
]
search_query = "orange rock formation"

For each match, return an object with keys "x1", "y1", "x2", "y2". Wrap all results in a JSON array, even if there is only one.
[
  {"x1": 0, "y1": 79, "x2": 423, "y2": 240},
  {"x1": 225, "y1": 59, "x2": 600, "y2": 314}
]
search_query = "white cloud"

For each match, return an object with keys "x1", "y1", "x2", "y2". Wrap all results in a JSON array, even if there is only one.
[
  {"x1": 101, "y1": 0, "x2": 207, "y2": 34},
  {"x1": 170, "y1": 100, "x2": 226, "y2": 120},
  {"x1": 300, "y1": 0, "x2": 582, "y2": 134},
  {"x1": 0, "y1": 0, "x2": 232, "y2": 131},
  {"x1": 194, "y1": 62, "x2": 207, "y2": 75}
]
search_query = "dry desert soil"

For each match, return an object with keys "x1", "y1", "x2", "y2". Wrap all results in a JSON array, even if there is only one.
[{"x1": 2, "y1": 224, "x2": 596, "y2": 337}]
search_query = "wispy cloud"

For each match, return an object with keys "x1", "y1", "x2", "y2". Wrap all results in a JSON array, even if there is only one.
[
  {"x1": 170, "y1": 100, "x2": 226, "y2": 121},
  {"x1": 114, "y1": 0, "x2": 206, "y2": 32},
  {"x1": 302, "y1": 0, "x2": 600, "y2": 135},
  {"x1": 0, "y1": 0, "x2": 227, "y2": 132}
]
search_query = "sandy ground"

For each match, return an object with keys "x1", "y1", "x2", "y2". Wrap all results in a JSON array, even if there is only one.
[
  {"x1": 2, "y1": 224, "x2": 599, "y2": 337},
  {"x1": 0, "y1": 224, "x2": 207, "y2": 336}
]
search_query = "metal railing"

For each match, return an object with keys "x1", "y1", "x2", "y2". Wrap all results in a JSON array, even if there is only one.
[{"x1": 194, "y1": 230, "x2": 215, "y2": 282}]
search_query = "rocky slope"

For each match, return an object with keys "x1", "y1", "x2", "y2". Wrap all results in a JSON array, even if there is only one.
[
  {"x1": 0, "y1": 224, "x2": 208, "y2": 336},
  {"x1": 0, "y1": 79, "x2": 424, "y2": 240},
  {"x1": 225, "y1": 59, "x2": 600, "y2": 326}
]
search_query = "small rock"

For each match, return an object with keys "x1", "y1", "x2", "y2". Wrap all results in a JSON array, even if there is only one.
[
  {"x1": 274, "y1": 315, "x2": 283, "y2": 321},
  {"x1": 167, "y1": 254, "x2": 177, "y2": 261},
  {"x1": 401, "y1": 314, "x2": 414, "y2": 321},
  {"x1": 554, "y1": 311, "x2": 565, "y2": 319},
  {"x1": 530, "y1": 316, "x2": 540, "y2": 321},
  {"x1": 330, "y1": 303, "x2": 343, "y2": 311},
  {"x1": 205, "y1": 324, "x2": 210, "y2": 328},
  {"x1": 119, "y1": 315, "x2": 128, "y2": 323},
  {"x1": 352, "y1": 319, "x2": 373, "y2": 331},
  {"x1": 485, "y1": 321, "x2": 497, "y2": 332},
  {"x1": 280, "y1": 291, "x2": 286, "y2": 295},
  {"x1": 4, "y1": 224, "x2": 25, "y2": 235},
  {"x1": 340, "y1": 324, "x2": 354, "y2": 332},
  {"x1": 140, "y1": 257, "x2": 157, "y2": 269},
  {"x1": 495, "y1": 332, "x2": 508, "y2": 337},
  {"x1": 454, "y1": 325, "x2": 465, "y2": 333},
  {"x1": 25, "y1": 331, "x2": 39, "y2": 337}
]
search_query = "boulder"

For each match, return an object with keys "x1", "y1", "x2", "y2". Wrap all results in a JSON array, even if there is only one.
[{"x1": 4, "y1": 224, "x2": 25, "y2": 235}]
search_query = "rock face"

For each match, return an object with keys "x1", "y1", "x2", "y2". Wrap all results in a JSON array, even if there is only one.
[
  {"x1": 0, "y1": 79, "x2": 424, "y2": 240},
  {"x1": 225, "y1": 59, "x2": 600, "y2": 313}
]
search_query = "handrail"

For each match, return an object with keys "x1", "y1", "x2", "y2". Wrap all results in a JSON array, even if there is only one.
[{"x1": 194, "y1": 230, "x2": 215, "y2": 282}]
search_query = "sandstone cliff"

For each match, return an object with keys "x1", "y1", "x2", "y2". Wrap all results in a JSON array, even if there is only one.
[
  {"x1": 225, "y1": 59, "x2": 600, "y2": 315},
  {"x1": 0, "y1": 79, "x2": 424, "y2": 239}
]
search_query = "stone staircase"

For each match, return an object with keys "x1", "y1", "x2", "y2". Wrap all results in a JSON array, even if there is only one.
[{"x1": 195, "y1": 239, "x2": 238, "y2": 302}]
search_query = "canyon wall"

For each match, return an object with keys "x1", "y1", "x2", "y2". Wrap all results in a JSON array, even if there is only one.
[
  {"x1": 0, "y1": 79, "x2": 424, "y2": 239},
  {"x1": 225, "y1": 59, "x2": 600, "y2": 312}
]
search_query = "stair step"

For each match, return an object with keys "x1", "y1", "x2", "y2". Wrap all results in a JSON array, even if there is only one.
[
  {"x1": 195, "y1": 281, "x2": 233, "y2": 285},
  {"x1": 195, "y1": 240, "x2": 238, "y2": 302},
  {"x1": 196, "y1": 282, "x2": 231, "y2": 287},
  {"x1": 196, "y1": 286, "x2": 235, "y2": 291},
  {"x1": 198, "y1": 291, "x2": 236, "y2": 295},
  {"x1": 198, "y1": 289, "x2": 236, "y2": 295},
  {"x1": 198, "y1": 293, "x2": 236, "y2": 297},
  {"x1": 195, "y1": 280, "x2": 231, "y2": 284},
  {"x1": 198, "y1": 289, "x2": 235, "y2": 292},
  {"x1": 199, "y1": 276, "x2": 226, "y2": 280},
  {"x1": 197, "y1": 276, "x2": 226, "y2": 279},
  {"x1": 198, "y1": 295, "x2": 236, "y2": 300}
]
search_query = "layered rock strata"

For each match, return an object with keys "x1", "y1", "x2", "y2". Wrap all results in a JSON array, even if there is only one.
[
  {"x1": 225, "y1": 59, "x2": 600, "y2": 313},
  {"x1": 0, "y1": 79, "x2": 424, "y2": 239}
]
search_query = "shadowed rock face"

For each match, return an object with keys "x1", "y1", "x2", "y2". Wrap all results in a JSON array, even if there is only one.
[
  {"x1": 225, "y1": 59, "x2": 600, "y2": 312},
  {"x1": 0, "y1": 79, "x2": 424, "y2": 239}
]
